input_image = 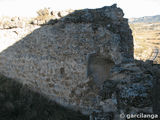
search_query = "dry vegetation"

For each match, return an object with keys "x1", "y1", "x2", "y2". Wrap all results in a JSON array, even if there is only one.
[
  {"x1": 130, "y1": 22, "x2": 160, "y2": 63},
  {"x1": 35, "y1": 8, "x2": 53, "y2": 21}
]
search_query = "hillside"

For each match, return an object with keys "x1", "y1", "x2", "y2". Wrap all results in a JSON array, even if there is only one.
[
  {"x1": 129, "y1": 15, "x2": 160, "y2": 23},
  {"x1": 130, "y1": 22, "x2": 160, "y2": 63}
]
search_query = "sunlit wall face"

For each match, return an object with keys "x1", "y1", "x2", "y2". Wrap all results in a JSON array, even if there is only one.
[{"x1": 0, "y1": 0, "x2": 159, "y2": 18}]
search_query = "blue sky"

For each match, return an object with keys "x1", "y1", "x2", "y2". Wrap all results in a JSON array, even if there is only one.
[{"x1": 0, "y1": 0, "x2": 159, "y2": 18}]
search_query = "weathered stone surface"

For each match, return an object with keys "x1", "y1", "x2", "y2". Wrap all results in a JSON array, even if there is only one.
[
  {"x1": 136, "y1": 60, "x2": 160, "y2": 117},
  {"x1": 0, "y1": 4, "x2": 157, "y2": 120},
  {"x1": 93, "y1": 62, "x2": 154, "y2": 120},
  {"x1": 90, "y1": 111, "x2": 114, "y2": 120},
  {"x1": 0, "y1": 4, "x2": 134, "y2": 115}
]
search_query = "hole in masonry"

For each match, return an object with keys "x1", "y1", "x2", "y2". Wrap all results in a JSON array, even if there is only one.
[
  {"x1": 87, "y1": 53, "x2": 115, "y2": 87},
  {"x1": 60, "y1": 67, "x2": 65, "y2": 76}
]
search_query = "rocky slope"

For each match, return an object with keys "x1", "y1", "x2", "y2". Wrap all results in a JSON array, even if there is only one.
[{"x1": 0, "y1": 5, "x2": 159, "y2": 120}]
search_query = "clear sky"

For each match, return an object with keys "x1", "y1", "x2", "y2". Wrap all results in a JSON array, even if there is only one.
[{"x1": 0, "y1": 0, "x2": 159, "y2": 18}]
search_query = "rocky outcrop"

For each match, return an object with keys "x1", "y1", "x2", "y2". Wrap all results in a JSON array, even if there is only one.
[{"x1": 0, "y1": 4, "x2": 158, "y2": 120}]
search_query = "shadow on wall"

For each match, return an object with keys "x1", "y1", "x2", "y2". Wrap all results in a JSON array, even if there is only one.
[
  {"x1": 0, "y1": 5, "x2": 159, "y2": 119},
  {"x1": 0, "y1": 74, "x2": 89, "y2": 120},
  {"x1": 0, "y1": 10, "x2": 95, "y2": 119},
  {"x1": 0, "y1": 7, "x2": 123, "y2": 116}
]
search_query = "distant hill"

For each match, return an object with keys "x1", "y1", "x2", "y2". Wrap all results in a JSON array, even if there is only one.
[{"x1": 129, "y1": 15, "x2": 160, "y2": 23}]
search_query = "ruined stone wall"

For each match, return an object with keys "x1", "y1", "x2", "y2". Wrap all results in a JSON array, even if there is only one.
[
  {"x1": 0, "y1": 23, "x2": 120, "y2": 113},
  {"x1": 0, "y1": 5, "x2": 155, "y2": 119}
]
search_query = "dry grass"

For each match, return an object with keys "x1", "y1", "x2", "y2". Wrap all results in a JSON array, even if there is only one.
[{"x1": 130, "y1": 23, "x2": 160, "y2": 63}]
